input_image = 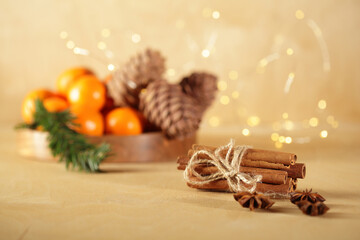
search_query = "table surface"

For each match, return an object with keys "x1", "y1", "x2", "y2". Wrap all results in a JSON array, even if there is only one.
[{"x1": 1, "y1": 123, "x2": 360, "y2": 240}]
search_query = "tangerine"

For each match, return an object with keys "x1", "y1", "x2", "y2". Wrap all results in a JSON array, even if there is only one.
[
  {"x1": 105, "y1": 108, "x2": 143, "y2": 135},
  {"x1": 21, "y1": 89, "x2": 54, "y2": 124},
  {"x1": 43, "y1": 96, "x2": 69, "y2": 113},
  {"x1": 67, "y1": 75, "x2": 106, "y2": 111},
  {"x1": 72, "y1": 111, "x2": 104, "y2": 136},
  {"x1": 56, "y1": 67, "x2": 92, "y2": 96}
]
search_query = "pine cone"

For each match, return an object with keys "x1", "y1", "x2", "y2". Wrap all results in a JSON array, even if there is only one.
[
  {"x1": 180, "y1": 72, "x2": 218, "y2": 113},
  {"x1": 107, "y1": 48, "x2": 166, "y2": 108},
  {"x1": 234, "y1": 191, "x2": 274, "y2": 211},
  {"x1": 139, "y1": 81, "x2": 201, "y2": 139}
]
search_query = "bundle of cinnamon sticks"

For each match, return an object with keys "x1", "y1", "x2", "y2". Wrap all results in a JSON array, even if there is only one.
[{"x1": 177, "y1": 144, "x2": 306, "y2": 196}]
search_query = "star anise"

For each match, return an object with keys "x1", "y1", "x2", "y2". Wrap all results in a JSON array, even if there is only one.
[
  {"x1": 296, "y1": 200, "x2": 329, "y2": 216},
  {"x1": 234, "y1": 191, "x2": 274, "y2": 211},
  {"x1": 290, "y1": 189, "x2": 326, "y2": 204}
]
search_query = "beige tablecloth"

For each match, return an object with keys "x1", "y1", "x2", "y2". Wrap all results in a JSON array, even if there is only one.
[{"x1": 1, "y1": 123, "x2": 360, "y2": 240}]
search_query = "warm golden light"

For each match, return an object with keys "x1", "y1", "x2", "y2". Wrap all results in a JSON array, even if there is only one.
[
  {"x1": 202, "y1": 8, "x2": 212, "y2": 18},
  {"x1": 286, "y1": 48, "x2": 294, "y2": 55},
  {"x1": 66, "y1": 40, "x2": 75, "y2": 49},
  {"x1": 209, "y1": 116, "x2": 220, "y2": 127},
  {"x1": 97, "y1": 41, "x2": 107, "y2": 50},
  {"x1": 228, "y1": 70, "x2": 238, "y2": 80},
  {"x1": 59, "y1": 31, "x2": 68, "y2": 39},
  {"x1": 131, "y1": 34, "x2": 141, "y2": 43},
  {"x1": 247, "y1": 116, "x2": 261, "y2": 127},
  {"x1": 271, "y1": 133, "x2": 279, "y2": 141},
  {"x1": 309, "y1": 117, "x2": 319, "y2": 127},
  {"x1": 220, "y1": 96, "x2": 230, "y2": 105},
  {"x1": 212, "y1": 11, "x2": 220, "y2": 19},
  {"x1": 166, "y1": 68, "x2": 176, "y2": 76},
  {"x1": 285, "y1": 137, "x2": 292, "y2": 144},
  {"x1": 231, "y1": 91, "x2": 239, "y2": 99},
  {"x1": 201, "y1": 49, "x2": 210, "y2": 58},
  {"x1": 107, "y1": 64, "x2": 115, "y2": 71},
  {"x1": 101, "y1": 29, "x2": 111, "y2": 38},
  {"x1": 217, "y1": 81, "x2": 227, "y2": 91},
  {"x1": 275, "y1": 142, "x2": 283, "y2": 149},
  {"x1": 242, "y1": 128, "x2": 250, "y2": 136},
  {"x1": 295, "y1": 10, "x2": 305, "y2": 20},
  {"x1": 320, "y1": 130, "x2": 328, "y2": 138},
  {"x1": 284, "y1": 120, "x2": 294, "y2": 131},
  {"x1": 318, "y1": 99, "x2": 327, "y2": 109},
  {"x1": 278, "y1": 136, "x2": 285, "y2": 143},
  {"x1": 259, "y1": 59, "x2": 268, "y2": 67},
  {"x1": 282, "y1": 112, "x2": 289, "y2": 119}
]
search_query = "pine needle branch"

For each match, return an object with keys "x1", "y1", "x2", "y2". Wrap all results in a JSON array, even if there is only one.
[{"x1": 31, "y1": 99, "x2": 111, "y2": 172}]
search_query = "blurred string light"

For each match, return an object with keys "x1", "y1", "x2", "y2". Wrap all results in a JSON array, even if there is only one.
[
  {"x1": 60, "y1": 29, "x2": 118, "y2": 71},
  {"x1": 228, "y1": 70, "x2": 238, "y2": 80},
  {"x1": 284, "y1": 72, "x2": 295, "y2": 94},
  {"x1": 286, "y1": 48, "x2": 294, "y2": 56},
  {"x1": 242, "y1": 128, "x2": 250, "y2": 136},
  {"x1": 131, "y1": 33, "x2": 141, "y2": 43},
  {"x1": 202, "y1": 8, "x2": 221, "y2": 20},
  {"x1": 220, "y1": 95, "x2": 230, "y2": 105},
  {"x1": 201, "y1": 49, "x2": 210, "y2": 58},
  {"x1": 212, "y1": 11, "x2": 220, "y2": 19},
  {"x1": 254, "y1": 9, "x2": 335, "y2": 148},
  {"x1": 217, "y1": 80, "x2": 227, "y2": 91},
  {"x1": 295, "y1": 10, "x2": 305, "y2": 20},
  {"x1": 318, "y1": 99, "x2": 327, "y2": 109},
  {"x1": 101, "y1": 28, "x2": 111, "y2": 38},
  {"x1": 59, "y1": 7, "x2": 338, "y2": 148},
  {"x1": 307, "y1": 19, "x2": 331, "y2": 72}
]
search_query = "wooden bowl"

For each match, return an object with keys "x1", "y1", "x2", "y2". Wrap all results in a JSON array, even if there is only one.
[{"x1": 16, "y1": 129, "x2": 196, "y2": 163}]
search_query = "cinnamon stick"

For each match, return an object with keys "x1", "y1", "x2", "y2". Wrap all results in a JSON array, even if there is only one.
[
  {"x1": 287, "y1": 163, "x2": 306, "y2": 179},
  {"x1": 191, "y1": 144, "x2": 296, "y2": 165},
  {"x1": 178, "y1": 163, "x2": 288, "y2": 185},
  {"x1": 186, "y1": 175, "x2": 292, "y2": 195},
  {"x1": 178, "y1": 155, "x2": 305, "y2": 179}
]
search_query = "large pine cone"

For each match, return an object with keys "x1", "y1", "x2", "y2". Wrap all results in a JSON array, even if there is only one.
[
  {"x1": 139, "y1": 81, "x2": 201, "y2": 139},
  {"x1": 180, "y1": 72, "x2": 218, "y2": 113},
  {"x1": 107, "y1": 48, "x2": 166, "y2": 109}
]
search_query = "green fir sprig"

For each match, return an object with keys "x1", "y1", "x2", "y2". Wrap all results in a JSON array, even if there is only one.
[{"x1": 29, "y1": 99, "x2": 111, "y2": 172}]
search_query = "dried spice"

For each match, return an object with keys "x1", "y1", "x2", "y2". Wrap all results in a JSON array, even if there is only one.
[
  {"x1": 234, "y1": 191, "x2": 274, "y2": 211},
  {"x1": 296, "y1": 200, "x2": 329, "y2": 216},
  {"x1": 290, "y1": 189, "x2": 326, "y2": 204}
]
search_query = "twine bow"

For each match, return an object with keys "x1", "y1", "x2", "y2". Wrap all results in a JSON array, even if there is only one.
[{"x1": 184, "y1": 139, "x2": 262, "y2": 193}]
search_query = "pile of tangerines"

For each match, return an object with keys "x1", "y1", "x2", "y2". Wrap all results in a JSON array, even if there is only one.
[{"x1": 21, "y1": 67, "x2": 143, "y2": 136}]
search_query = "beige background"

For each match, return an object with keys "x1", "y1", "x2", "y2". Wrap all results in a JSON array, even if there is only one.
[{"x1": 1, "y1": 1, "x2": 359, "y2": 135}]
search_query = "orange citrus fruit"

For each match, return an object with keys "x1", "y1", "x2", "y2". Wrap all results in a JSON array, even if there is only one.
[
  {"x1": 72, "y1": 111, "x2": 104, "y2": 136},
  {"x1": 56, "y1": 67, "x2": 92, "y2": 96},
  {"x1": 43, "y1": 96, "x2": 69, "y2": 113},
  {"x1": 21, "y1": 89, "x2": 54, "y2": 124},
  {"x1": 67, "y1": 75, "x2": 106, "y2": 111},
  {"x1": 105, "y1": 108, "x2": 143, "y2": 135}
]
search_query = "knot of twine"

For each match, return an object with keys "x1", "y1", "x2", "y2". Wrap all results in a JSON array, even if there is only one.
[{"x1": 184, "y1": 139, "x2": 262, "y2": 193}]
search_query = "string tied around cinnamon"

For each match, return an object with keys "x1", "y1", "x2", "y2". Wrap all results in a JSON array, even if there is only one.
[{"x1": 183, "y1": 139, "x2": 263, "y2": 193}]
